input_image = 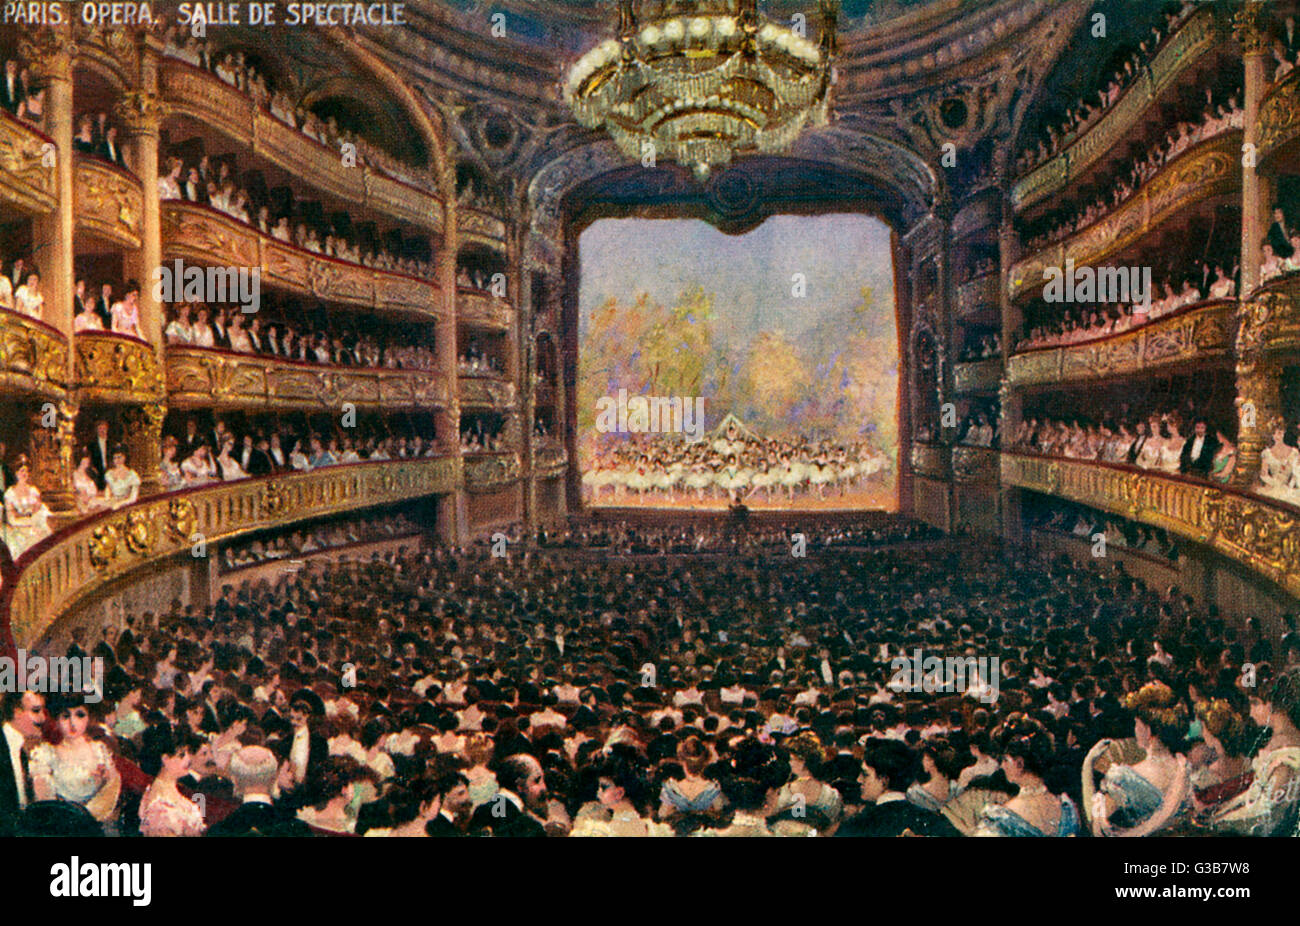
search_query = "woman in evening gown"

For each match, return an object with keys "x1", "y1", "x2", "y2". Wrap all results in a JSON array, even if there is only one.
[
  {"x1": 103, "y1": 447, "x2": 141, "y2": 510},
  {"x1": 73, "y1": 450, "x2": 111, "y2": 515},
  {"x1": 1204, "y1": 668, "x2": 1300, "y2": 836},
  {"x1": 1082, "y1": 681, "x2": 1189, "y2": 836},
  {"x1": 30, "y1": 693, "x2": 122, "y2": 824},
  {"x1": 976, "y1": 714, "x2": 1079, "y2": 836},
  {"x1": 138, "y1": 725, "x2": 206, "y2": 837},
  {"x1": 3, "y1": 455, "x2": 51, "y2": 559}
]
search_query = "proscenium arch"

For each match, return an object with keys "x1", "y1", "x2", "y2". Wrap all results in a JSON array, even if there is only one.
[{"x1": 531, "y1": 138, "x2": 931, "y2": 513}]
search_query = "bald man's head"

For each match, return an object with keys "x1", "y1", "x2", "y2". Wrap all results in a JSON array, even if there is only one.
[{"x1": 229, "y1": 745, "x2": 278, "y2": 797}]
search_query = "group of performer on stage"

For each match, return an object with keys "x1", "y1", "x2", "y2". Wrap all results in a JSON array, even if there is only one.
[{"x1": 582, "y1": 421, "x2": 892, "y2": 504}]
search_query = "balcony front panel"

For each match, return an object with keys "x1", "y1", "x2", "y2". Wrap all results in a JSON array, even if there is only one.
[
  {"x1": 161, "y1": 202, "x2": 442, "y2": 318},
  {"x1": 159, "y1": 61, "x2": 444, "y2": 232},
  {"x1": 951, "y1": 446, "x2": 999, "y2": 483},
  {"x1": 531, "y1": 441, "x2": 568, "y2": 479},
  {"x1": 75, "y1": 331, "x2": 163, "y2": 404},
  {"x1": 459, "y1": 375, "x2": 516, "y2": 409},
  {"x1": 1259, "y1": 67, "x2": 1300, "y2": 165},
  {"x1": 956, "y1": 274, "x2": 999, "y2": 319},
  {"x1": 1009, "y1": 133, "x2": 1240, "y2": 303},
  {"x1": 457, "y1": 207, "x2": 508, "y2": 248},
  {"x1": 74, "y1": 156, "x2": 143, "y2": 249},
  {"x1": 0, "y1": 113, "x2": 56, "y2": 215},
  {"x1": 3, "y1": 457, "x2": 462, "y2": 650},
  {"x1": 1246, "y1": 276, "x2": 1300, "y2": 355},
  {"x1": 166, "y1": 347, "x2": 449, "y2": 411},
  {"x1": 909, "y1": 443, "x2": 950, "y2": 479},
  {"x1": 953, "y1": 358, "x2": 1002, "y2": 394},
  {"x1": 464, "y1": 452, "x2": 522, "y2": 492},
  {"x1": 457, "y1": 289, "x2": 514, "y2": 329},
  {"x1": 1011, "y1": 7, "x2": 1218, "y2": 211},
  {"x1": 1005, "y1": 300, "x2": 1235, "y2": 388},
  {"x1": 0, "y1": 308, "x2": 69, "y2": 398},
  {"x1": 1002, "y1": 452, "x2": 1300, "y2": 601}
]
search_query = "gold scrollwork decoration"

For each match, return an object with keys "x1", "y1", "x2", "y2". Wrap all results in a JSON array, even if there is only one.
[
  {"x1": 89, "y1": 522, "x2": 120, "y2": 570},
  {"x1": 168, "y1": 498, "x2": 198, "y2": 542},
  {"x1": 123, "y1": 510, "x2": 155, "y2": 557}
]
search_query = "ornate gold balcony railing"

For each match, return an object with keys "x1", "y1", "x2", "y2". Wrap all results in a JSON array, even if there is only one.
[
  {"x1": 74, "y1": 155, "x2": 142, "y2": 249},
  {"x1": 158, "y1": 60, "x2": 444, "y2": 233},
  {"x1": 910, "y1": 443, "x2": 950, "y2": 480},
  {"x1": 1005, "y1": 299, "x2": 1235, "y2": 387},
  {"x1": 953, "y1": 358, "x2": 1002, "y2": 394},
  {"x1": 161, "y1": 202, "x2": 443, "y2": 318},
  {"x1": 531, "y1": 440, "x2": 568, "y2": 479},
  {"x1": 166, "y1": 346, "x2": 450, "y2": 411},
  {"x1": 459, "y1": 374, "x2": 516, "y2": 409},
  {"x1": 464, "y1": 452, "x2": 522, "y2": 492},
  {"x1": 956, "y1": 274, "x2": 999, "y2": 319},
  {"x1": 75, "y1": 331, "x2": 164, "y2": 404},
  {"x1": 1011, "y1": 7, "x2": 1219, "y2": 211},
  {"x1": 1244, "y1": 275, "x2": 1300, "y2": 355},
  {"x1": 952, "y1": 445, "x2": 999, "y2": 482},
  {"x1": 1002, "y1": 452, "x2": 1300, "y2": 601},
  {"x1": 457, "y1": 206, "x2": 509, "y2": 248},
  {"x1": 1008, "y1": 132, "x2": 1241, "y2": 303},
  {"x1": 0, "y1": 111, "x2": 56, "y2": 215},
  {"x1": 1258, "y1": 66, "x2": 1300, "y2": 166},
  {"x1": 0, "y1": 307, "x2": 69, "y2": 398},
  {"x1": 457, "y1": 288, "x2": 514, "y2": 329},
  {"x1": 1, "y1": 457, "x2": 462, "y2": 650}
]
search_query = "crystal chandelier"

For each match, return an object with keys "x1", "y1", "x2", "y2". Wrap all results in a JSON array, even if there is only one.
[{"x1": 564, "y1": 0, "x2": 838, "y2": 181}]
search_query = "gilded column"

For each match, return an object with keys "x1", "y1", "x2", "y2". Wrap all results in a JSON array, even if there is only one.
[
  {"x1": 121, "y1": 404, "x2": 165, "y2": 495},
  {"x1": 997, "y1": 197, "x2": 1022, "y2": 541},
  {"x1": 438, "y1": 159, "x2": 465, "y2": 545},
  {"x1": 504, "y1": 211, "x2": 529, "y2": 534},
  {"x1": 1237, "y1": 2, "x2": 1270, "y2": 296},
  {"x1": 550, "y1": 283, "x2": 569, "y2": 521},
  {"x1": 117, "y1": 53, "x2": 165, "y2": 352},
  {"x1": 22, "y1": 26, "x2": 77, "y2": 510},
  {"x1": 1231, "y1": 292, "x2": 1286, "y2": 488},
  {"x1": 1232, "y1": 3, "x2": 1279, "y2": 489}
]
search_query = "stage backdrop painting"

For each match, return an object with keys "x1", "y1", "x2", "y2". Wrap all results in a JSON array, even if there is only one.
[{"x1": 578, "y1": 213, "x2": 899, "y2": 511}]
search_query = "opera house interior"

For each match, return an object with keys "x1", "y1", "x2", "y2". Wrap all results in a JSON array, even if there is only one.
[{"x1": 0, "y1": 0, "x2": 1299, "y2": 854}]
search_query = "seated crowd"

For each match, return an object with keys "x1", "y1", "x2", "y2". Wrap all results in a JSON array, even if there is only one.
[
  {"x1": 220, "y1": 512, "x2": 420, "y2": 572},
  {"x1": 0, "y1": 256, "x2": 45, "y2": 322},
  {"x1": 959, "y1": 331, "x2": 1001, "y2": 362},
  {"x1": 458, "y1": 340, "x2": 505, "y2": 376},
  {"x1": 10, "y1": 519, "x2": 1300, "y2": 838},
  {"x1": 157, "y1": 152, "x2": 434, "y2": 281},
  {"x1": 158, "y1": 22, "x2": 430, "y2": 190},
  {"x1": 162, "y1": 415, "x2": 443, "y2": 489},
  {"x1": 1259, "y1": 196, "x2": 1300, "y2": 284},
  {"x1": 1013, "y1": 258, "x2": 1238, "y2": 353},
  {"x1": 1, "y1": 56, "x2": 45, "y2": 127},
  {"x1": 163, "y1": 301, "x2": 437, "y2": 371},
  {"x1": 958, "y1": 405, "x2": 999, "y2": 448},
  {"x1": 1025, "y1": 498, "x2": 1180, "y2": 562},
  {"x1": 1005, "y1": 402, "x2": 1300, "y2": 509},
  {"x1": 460, "y1": 419, "x2": 506, "y2": 454},
  {"x1": 1020, "y1": 82, "x2": 1242, "y2": 254},
  {"x1": 1014, "y1": 2, "x2": 1198, "y2": 174}
]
